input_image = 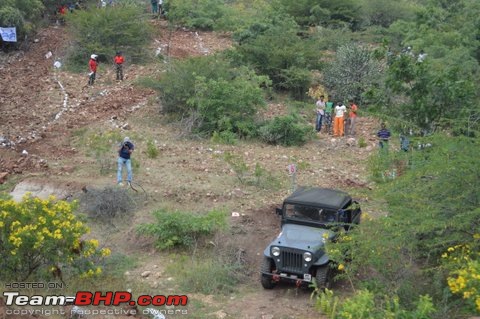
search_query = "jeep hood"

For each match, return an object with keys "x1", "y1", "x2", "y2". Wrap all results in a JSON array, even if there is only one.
[{"x1": 269, "y1": 223, "x2": 335, "y2": 251}]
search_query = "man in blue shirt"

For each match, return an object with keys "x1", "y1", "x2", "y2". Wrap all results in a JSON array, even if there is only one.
[
  {"x1": 117, "y1": 137, "x2": 134, "y2": 186},
  {"x1": 377, "y1": 123, "x2": 391, "y2": 150}
]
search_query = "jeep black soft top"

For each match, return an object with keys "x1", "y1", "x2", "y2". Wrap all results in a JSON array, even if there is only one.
[{"x1": 284, "y1": 187, "x2": 352, "y2": 210}]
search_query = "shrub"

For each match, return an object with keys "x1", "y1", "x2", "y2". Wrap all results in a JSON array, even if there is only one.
[
  {"x1": 79, "y1": 186, "x2": 135, "y2": 221},
  {"x1": 323, "y1": 43, "x2": 383, "y2": 103},
  {"x1": 211, "y1": 131, "x2": 238, "y2": 145},
  {"x1": 233, "y1": 16, "x2": 321, "y2": 97},
  {"x1": 258, "y1": 114, "x2": 314, "y2": 146},
  {"x1": 0, "y1": 0, "x2": 43, "y2": 46},
  {"x1": 313, "y1": 289, "x2": 436, "y2": 319},
  {"x1": 165, "y1": 0, "x2": 227, "y2": 31},
  {"x1": 76, "y1": 130, "x2": 123, "y2": 174},
  {"x1": 157, "y1": 56, "x2": 269, "y2": 138},
  {"x1": 358, "y1": 137, "x2": 367, "y2": 148},
  {"x1": 137, "y1": 209, "x2": 227, "y2": 250},
  {"x1": 0, "y1": 195, "x2": 111, "y2": 281},
  {"x1": 66, "y1": 5, "x2": 152, "y2": 69},
  {"x1": 146, "y1": 140, "x2": 159, "y2": 159}
]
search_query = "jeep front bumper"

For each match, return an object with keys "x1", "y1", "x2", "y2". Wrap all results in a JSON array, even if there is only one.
[{"x1": 261, "y1": 271, "x2": 313, "y2": 286}]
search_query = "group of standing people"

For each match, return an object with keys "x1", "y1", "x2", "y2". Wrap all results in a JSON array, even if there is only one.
[
  {"x1": 315, "y1": 96, "x2": 358, "y2": 137},
  {"x1": 150, "y1": 0, "x2": 164, "y2": 17},
  {"x1": 87, "y1": 51, "x2": 124, "y2": 86}
]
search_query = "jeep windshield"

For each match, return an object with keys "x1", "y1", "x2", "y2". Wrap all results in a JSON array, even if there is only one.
[{"x1": 284, "y1": 204, "x2": 337, "y2": 223}]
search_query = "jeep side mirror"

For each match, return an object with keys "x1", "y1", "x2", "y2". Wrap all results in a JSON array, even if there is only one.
[{"x1": 276, "y1": 208, "x2": 283, "y2": 216}]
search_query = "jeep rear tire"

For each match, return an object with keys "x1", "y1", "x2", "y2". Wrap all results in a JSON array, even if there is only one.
[
  {"x1": 315, "y1": 264, "x2": 332, "y2": 290},
  {"x1": 260, "y1": 256, "x2": 276, "y2": 289}
]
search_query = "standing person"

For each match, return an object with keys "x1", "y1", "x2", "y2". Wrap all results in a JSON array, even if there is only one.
[
  {"x1": 151, "y1": 0, "x2": 158, "y2": 16},
  {"x1": 333, "y1": 102, "x2": 347, "y2": 137},
  {"x1": 315, "y1": 95, "x2": 326, "y2": 133},
  {"x1": 348, "y1": 100, "x2": 358, "y2": 136},
  {"x1": 114, "y1": 51, "x2": 124, "y2": 81},
  {"x1": 88, "y1": 54, "x2": 98, "y2": 85},
  {"x1": 117, "y1": 137, "x2": 134, "y2": 186},
  {"x1": 325, "y1": 99, "x2": 334, "y2": 134},
  {"x1": 377, "y1": 123, "x2": 391, "y2": 151},
  {"x1": 158, "y1": 0, "x2": 163, "y2": 16}
]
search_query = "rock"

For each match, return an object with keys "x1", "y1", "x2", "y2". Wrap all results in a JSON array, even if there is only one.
[
  {"x1": 124, "y1": 271, "x2": 130, "y2": 276},
  {"x1": 21, "y1": 150, "x2": 28, "y2": 156},
  {"x1": 212, "y1": 310, "x2": 228, "y2": 319},
  {"x1": 0, "y1": 172, "x2": 8, "y2": 184},
  {"x1": 346, "y1": 137, "x2": 356, "y2": 146},
  {"x1": 141, "y1": 271, "x2": 151, "y2": 278}
]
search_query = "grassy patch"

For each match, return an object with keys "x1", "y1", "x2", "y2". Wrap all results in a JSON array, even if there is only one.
[{"x1": 167, "y1": 253, "x2": 243, "y2": 295}]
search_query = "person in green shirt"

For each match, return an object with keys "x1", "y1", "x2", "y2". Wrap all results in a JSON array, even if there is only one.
[{"x1": 325, "y1": 100, "x2": 334, "y2": 134}]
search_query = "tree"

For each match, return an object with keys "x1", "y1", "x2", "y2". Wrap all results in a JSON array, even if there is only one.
[
  {"x1": 66, "y1": 4, "x2": 152, "y2": 68},
  {"x1": 0, "y1": 195, "x2": 111, "y2": 281},
  {"x1": 323, "y1": 43, "x2": 382, "y2": 103}
]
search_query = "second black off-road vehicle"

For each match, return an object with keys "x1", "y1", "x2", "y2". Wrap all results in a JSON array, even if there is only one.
[{"x1": 261, "y1": 187, "x2": 361, "y2": 289}]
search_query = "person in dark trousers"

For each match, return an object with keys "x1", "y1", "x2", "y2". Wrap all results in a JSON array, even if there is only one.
[
  {"x1": 117, "y1": 137, "x2": 134, "y2": 186},
  {"x1": 114, "y1": 51, "x2": 124, "y2": 81},
  {"x1": 88, "y1": 54, "x2": 98, "y2": 85},
  {"x1": 151, "y1": 0, "x2": 158, "y2": 16},
  {"x1": 377, "y1": 123, "x2": 391, "y2": 150}
]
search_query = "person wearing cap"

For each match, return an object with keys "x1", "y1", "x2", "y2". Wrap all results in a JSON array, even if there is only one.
[
  {"x1": 88, "y1": 54, "x2": 98, "y2": 85},
  {"x1": 114, "y1": 51, "x2": 125, "y2": 81},
  {"x1": 117, "y1": 137, "x2": 134, "y2": 186}
]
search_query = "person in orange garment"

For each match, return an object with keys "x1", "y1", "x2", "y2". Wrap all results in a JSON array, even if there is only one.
[
  {"x1": 114, "y1": 51, "x2": 125, "y2": 81},
  {"x1": 333, "y1": 102, "x2": 347, "y2": 137},
  {"x1": 347, "y1": 99, "x2": 358, "y2": 136}
]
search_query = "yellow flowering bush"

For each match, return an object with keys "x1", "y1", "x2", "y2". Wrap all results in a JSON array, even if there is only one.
[
  {"x1": 0, "y1": 194, "x2": 111, "y2": 281},
  {"x1": 443, "y1": 238, "x2": 480, "y2": 313}
]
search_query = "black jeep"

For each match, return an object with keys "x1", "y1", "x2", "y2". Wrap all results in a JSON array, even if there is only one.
[{"x1": 261, "y1": 187, "x2": 361, "y2": 289}]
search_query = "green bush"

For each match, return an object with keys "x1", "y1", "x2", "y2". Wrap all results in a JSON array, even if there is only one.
[
  {"x1": 327, "y1": 135, "x2": 480, "y2": 314},
  {"x1": 211, "y1": 131, "x2": 238, "y2": 145},
  {"x1": 232, "y1": 16, "x2": 321, "y2": 97},
  {"x1": 165, "y1": 0, "x2": 226, "y2": 31},
  {"x1": 314, "y1": 289, "x2": 435, "y2": 319},
  {"x1": 146, "y1": 140, "x2": 159, "y2": 159},
  {"x1": 137, "y1": 209, "x2": 227, "y2": 250},
  {"x1": 324, "y1": 43, "x2": 382, "y2": 103},
  {"x1": 258, "y1": 114, "x2": 314, "y2": 146},
  {"x1": 0, "y1": 196, "x2": 110, "y2": 281},
  {"x1": 66, "y1": 5, "x2": 152, "y2": 69},
  {"x1": 0, "y1": 0, "x2": 43, "y2": 45},
  {"x1": 157, "y1": 55, "x2": 269, "y2": 138}
]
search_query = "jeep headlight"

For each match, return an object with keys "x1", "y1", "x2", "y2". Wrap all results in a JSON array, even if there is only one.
[
  {"x1": 303, "y1": 252, "x2": 312, "y2": 262},
  {"x1": 271, "y1": 246, "x2": 281, "y2": 257}
]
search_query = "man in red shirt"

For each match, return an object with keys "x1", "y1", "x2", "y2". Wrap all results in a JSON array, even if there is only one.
[
  {"x1": 114, "y1": 51, "x2": 125, "y2": 81},
  {"x1": 347, "y1": 100, "x2": 358, "y2": 136},
  {"x1": 88, "y1": 54, "x2": 98, "y2": 85}
]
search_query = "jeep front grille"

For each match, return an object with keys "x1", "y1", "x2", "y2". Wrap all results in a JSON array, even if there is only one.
[{"x1": 280, "y1": 249, "x2": 303, "y2": 273}]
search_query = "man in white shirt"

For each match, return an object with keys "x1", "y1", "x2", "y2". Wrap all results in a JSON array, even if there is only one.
[
  {"x1": 315, "y1": 95, "x2": 326, "y2": 132},
  {"x1": 333, "y1": 102, "x2": 347, "y2": 137}
]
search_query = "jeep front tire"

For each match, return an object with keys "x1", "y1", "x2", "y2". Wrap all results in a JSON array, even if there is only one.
[
  {"x1": 315, "y1": 264, "x2": 332, "y2": 290},
  {"x1": 260, "y1": 256, "x2": 276, "y2": 289}
]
